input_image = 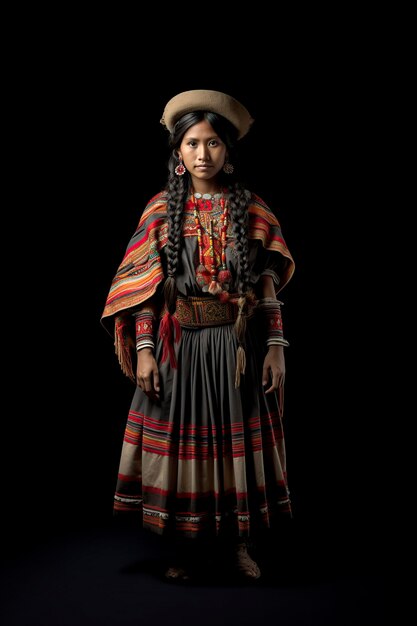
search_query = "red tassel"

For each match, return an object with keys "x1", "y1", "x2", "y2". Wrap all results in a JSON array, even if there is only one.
[
  {"x1": 208, "y1": 280, "x2": 222, "y2": 295},
  {"x1": 218, "y1": 269, "x2": 232, "y2": 284},
  {"x1": 114, "y1": 317, "x2": 134, "y2": 380},
  {"x1": 195, "y1": 264, "x2": 210, "y2": 288},
  {"x1": 171, "y1": 314, "x2": 182, "y2": 343},
  {"x1": 159, "y1": 311, "x2": 178, "y2": 368},
  {"x1": 218, "y1": 290, "x2": 230, "y2": 303}
]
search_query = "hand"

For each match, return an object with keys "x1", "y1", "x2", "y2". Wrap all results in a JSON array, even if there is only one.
[
  {"x1": 136, "y1": 348, "x2": 160, "y2": 401},
  {"x1": 262, "y1": 345, "x2": 285, "y2": 394}
]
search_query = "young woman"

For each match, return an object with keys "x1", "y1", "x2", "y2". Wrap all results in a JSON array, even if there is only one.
[{"x1": 101, "y1": 89, "x2": 295, "y2": 581}]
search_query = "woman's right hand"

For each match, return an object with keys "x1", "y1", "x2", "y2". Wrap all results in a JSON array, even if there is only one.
[{"x1": 136, "y1": 348, "x2": 160, "y2": 401}]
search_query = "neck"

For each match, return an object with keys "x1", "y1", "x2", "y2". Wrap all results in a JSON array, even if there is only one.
[{"x1": 190, "y1": 179, "x2": 221, "y2": 196}]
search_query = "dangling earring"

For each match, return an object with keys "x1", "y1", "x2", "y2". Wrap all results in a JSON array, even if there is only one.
[
  {"x1": 175, "y1": 156, "x2": 186, "y2": 176},
  {"x1": 223, "y1": 161, "x2": 234, "y2": 174}
]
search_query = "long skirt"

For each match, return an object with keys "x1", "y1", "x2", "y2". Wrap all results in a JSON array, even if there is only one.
[{"x1": 113, "y1": 318, "x2": 291, "y2": 539}]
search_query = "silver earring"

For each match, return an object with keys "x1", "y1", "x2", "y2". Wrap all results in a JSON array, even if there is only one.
[{"x1": 223, "y1": 161, "x2": 234, "y2": 174}]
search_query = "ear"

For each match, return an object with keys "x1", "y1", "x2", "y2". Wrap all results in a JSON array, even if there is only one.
[{"x1": 177, "y1": 151, "x2": 182, "y2": 160}]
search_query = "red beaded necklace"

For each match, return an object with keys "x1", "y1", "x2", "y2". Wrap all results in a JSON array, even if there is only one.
[{"x1": 191, "y1": 190, "x2": 232, "y2": 299}]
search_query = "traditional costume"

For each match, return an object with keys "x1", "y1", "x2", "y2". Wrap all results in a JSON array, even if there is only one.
[{"x1": 102, "y1": 89, "x2": 295, "y2": 541}]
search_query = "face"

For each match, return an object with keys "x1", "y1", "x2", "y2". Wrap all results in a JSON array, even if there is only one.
[{"x1": 178, "y1": 119, "x2": 227, "y2": 189}]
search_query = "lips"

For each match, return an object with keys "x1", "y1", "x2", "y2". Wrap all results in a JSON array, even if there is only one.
[{"x1": 196, "y1": 164, "x2": 212, "y2": 169}]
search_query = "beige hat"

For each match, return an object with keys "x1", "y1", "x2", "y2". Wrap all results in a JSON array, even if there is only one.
[{"x1": 160, "y1": 89, "x2": 254, "y2": 140}]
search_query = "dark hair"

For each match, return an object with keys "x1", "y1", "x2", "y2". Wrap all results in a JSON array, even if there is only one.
[{"x1": 163, "y1": 111, "x2": 252, "y2": 317}]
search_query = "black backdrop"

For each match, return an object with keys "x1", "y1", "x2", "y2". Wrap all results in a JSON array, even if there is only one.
[{"x1": 6, "y1": 45, "x2": 389, "y2": 558}]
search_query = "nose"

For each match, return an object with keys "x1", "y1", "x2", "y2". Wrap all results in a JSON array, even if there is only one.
[{"x1": 197, "y1": 146, "x2": 210, "y2": 162}]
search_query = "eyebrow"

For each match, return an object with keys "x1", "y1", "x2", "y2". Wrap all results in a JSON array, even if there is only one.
[{"x1": 184, "y1": 136, "x2": 220, "y2": 141}]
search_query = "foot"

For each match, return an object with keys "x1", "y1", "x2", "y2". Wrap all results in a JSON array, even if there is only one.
[
  {"x1": 234, "y1": 542, "x2": 261, "y2": 579},
  {"x1": 164, "y1": 565, "x2": 191, "y2": 581}
]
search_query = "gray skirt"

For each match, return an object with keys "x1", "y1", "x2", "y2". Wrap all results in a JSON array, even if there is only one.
[{"x1": 114, "y1": 315, "x2": 291, "y2": 539}]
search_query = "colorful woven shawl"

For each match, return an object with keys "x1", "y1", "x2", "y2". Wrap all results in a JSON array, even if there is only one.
[{"x1": 101, "y1": 190, "x2": 295, "y2": 378}]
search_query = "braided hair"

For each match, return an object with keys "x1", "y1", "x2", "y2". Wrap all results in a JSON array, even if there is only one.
[
  {"x1": 164, "y1": 111, "x2": 252, "y2": 304},
  {"x1": 163, "y1": 111, "x2": 253, "y2": 383}
]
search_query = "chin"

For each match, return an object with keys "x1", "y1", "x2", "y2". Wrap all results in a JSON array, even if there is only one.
[{"x1": 195, "y1": 171, "x2": 217, "y2": 180}]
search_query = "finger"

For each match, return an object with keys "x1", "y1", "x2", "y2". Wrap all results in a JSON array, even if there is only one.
[
  {"x1": 276, "y1": 371, "x2": 285, "y2": 387},
  {"x1": 143, "y1": 377, "x2": 153, "y2": 393},
  {"x1": 153, "y1": 369, "x2": 160, "y2": 392},
  {"x1": 264, "y1": 384, "x2": 275, "y2": 394},
  {"x1": 138, "y1": 376, "x2": 148, "y2": 391},
  {"x1": 262, "y1": 365, "x2": 269, "y2": 387},
  {"x1": 271, "y1": 370, "x2": 285, "y2": 389}
]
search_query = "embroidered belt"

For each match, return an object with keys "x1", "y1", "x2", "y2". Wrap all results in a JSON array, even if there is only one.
[{"x1": 174, "y1": 295, "x2": 254, "y2": 328}]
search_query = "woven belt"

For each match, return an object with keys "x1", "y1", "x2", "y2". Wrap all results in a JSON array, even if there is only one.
[{"x1": 174, "y1": 295, "x2": 252, "y2": 328}]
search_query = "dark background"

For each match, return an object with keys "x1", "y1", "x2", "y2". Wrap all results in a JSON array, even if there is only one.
[
  {"x1": 1, "y1": 9, "x2": 403, "y2": 618},
  {"x1": 6, "y1": 38, "x2": 390, "y2": 563}
]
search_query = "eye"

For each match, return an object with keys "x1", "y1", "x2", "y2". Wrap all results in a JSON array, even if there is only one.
[
  {"x1": 187, "y1": 140, "x2": 197, "y2": 147},
  {"x1": 208, "y1": 140, "x2": 218, "y2": 147}
]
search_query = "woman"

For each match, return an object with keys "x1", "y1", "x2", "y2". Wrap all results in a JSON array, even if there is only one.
[{"x1": 101, "y1": 89, "x2": 295, "y2": 581}]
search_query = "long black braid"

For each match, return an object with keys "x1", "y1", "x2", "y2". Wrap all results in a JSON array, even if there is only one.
[
  {"x1": 163, "y1": 111, "x2": 253, "y2": 312},
  {"x1": 227, "y1": 182, "x2": 253, "y2": 385},
  {"x1": 163, "y1": 173, "x2": 187, "y2": 314},
  {"x1": 228, "y1": 182, "x2": 252, "y2": 295},
  {"x1": 162, "y1": 111, "x2": 254, "y2": 385}
]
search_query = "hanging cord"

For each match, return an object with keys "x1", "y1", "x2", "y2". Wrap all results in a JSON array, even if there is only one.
[
  {"x1": 114, "y1": 314, "x2": 135, "y2": 381},
  {"x1": 234, "y1": 295, "x2": 247, "y2": 388},
  {"x1": 233, "y1": 290, "x2": 256, "y2": 388},
  {"x1": 159, "y1": 276, "x2": 182, "y2": 368}
]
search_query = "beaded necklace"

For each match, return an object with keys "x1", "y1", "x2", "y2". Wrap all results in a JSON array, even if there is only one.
[{"x1": 191, "y1": 190, "x2": 232, "y2": 299}]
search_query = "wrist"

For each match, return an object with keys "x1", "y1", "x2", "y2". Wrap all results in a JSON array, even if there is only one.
[
  {"x1": 267, "y1": 344, "x2": 284, "y2": 352},
  {"x1": 134, "y1": 310, "x2": 155, "y2": 352},
  {"x1": 267, "y1": 338, "x2": 289, "y2": 348},
  {"x1": 257, "y1": 299, "x2": 289, "y2": 348}
]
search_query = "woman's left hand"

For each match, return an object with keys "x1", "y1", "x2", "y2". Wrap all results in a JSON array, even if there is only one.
[{"x1": 262, "y1": 345, "x2": 286, "y2": 394}]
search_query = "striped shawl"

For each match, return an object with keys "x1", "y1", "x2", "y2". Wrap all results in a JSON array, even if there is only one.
[{"x1": 101, "y1": 190, "x2": 295, "y2": 378}]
